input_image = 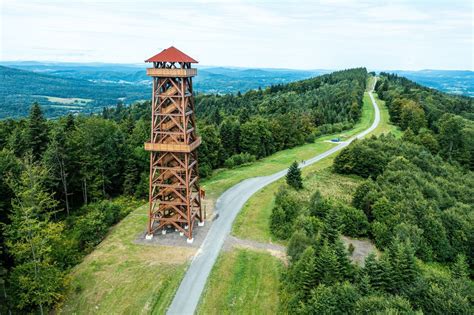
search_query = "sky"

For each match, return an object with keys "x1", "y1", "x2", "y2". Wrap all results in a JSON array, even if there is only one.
[{"x1": 1, "y1": 0, "x2": 473, "y2": 70}]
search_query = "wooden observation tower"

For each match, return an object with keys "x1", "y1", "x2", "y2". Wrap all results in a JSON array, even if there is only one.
[{"x1": 144, "y1": 46, "x2": 203, "y2": 243}]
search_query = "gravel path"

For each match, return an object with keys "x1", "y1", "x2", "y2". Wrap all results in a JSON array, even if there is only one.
[
  {"x1": 167, "y1": 79, "x2": 380, "y2": 315},
  {"x1": 341, "y1": 236, "x2": 378, "y2": 266},
  {"x1": 223, "y1": 235, "x2": 286, "y2": 252}
]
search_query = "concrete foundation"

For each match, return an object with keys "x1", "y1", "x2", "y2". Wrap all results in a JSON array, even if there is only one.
[
  {"x1": 162, "y1": 230, "x2": 167, "y2": 235},
  {"x1": 145, "y1": 234, "x2": 153, "y2": 240},
  {"x1": 186, "y1": 238, "x2": 194, "y2": 244},
  {"x1": 198, "y1": 221, "x2": 205, "y2": 227}
]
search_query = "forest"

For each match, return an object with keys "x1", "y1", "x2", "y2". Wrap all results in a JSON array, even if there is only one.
[
  {"x1": 270, "y1": 74, "x2": 473, "y2": 313},
  {"x1": 0, "y1": 68, "x2": 367, "y2": 313}
]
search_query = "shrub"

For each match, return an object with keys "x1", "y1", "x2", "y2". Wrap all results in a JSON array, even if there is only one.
[
  {"x1": 224, "y1": 152, "x2": 256, "y2": 168},
  {"x1": 355, "y1": 295, "x2": 415, "y2": 314},
  {"x1": 336, "y1": 203, "x2": 369, "y2": 237},
  {"x1": 73, "y1": 209, "x2": 108, "y2": 252},
  {"x1": 287, "y1": 230, "x2": 312, "y2": 261},
  {"x1": 270, "y1": 187, "x2": 301, "y2": 239},
  {"x1": 71, "y1": 199, "x2": 133, "y2": 253}
]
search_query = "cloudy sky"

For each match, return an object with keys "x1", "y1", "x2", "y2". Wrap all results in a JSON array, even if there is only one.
[{"x1": 1, "y1": 0, "x2": 472, "y2": 70}]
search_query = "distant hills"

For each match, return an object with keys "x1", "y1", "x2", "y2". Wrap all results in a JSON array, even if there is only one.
[
  {"x1": 0, "y1": 61, "x2": 472, "y2": 119},
  {"x1": 391, "y1": 70, "x2": 473, "y2": 97},
  {"x1": 0, "y1": 65, "x2": 148, "y2": 118},
  {"x1": 0, "y1": 62, "x2": 323, "y2": 118}
]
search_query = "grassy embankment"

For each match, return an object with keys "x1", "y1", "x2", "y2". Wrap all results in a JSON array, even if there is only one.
[
  {"x1": 59, "y1": 204, "x2": 193, "y2": 314},
  {"x1": 197, "y1": 77, "x2": 402, "y2": 314}
]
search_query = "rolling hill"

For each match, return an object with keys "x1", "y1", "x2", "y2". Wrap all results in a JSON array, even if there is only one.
[
  {"x1": 0, "y1": 65, "x2": 148, "y2": 118},
  {"x1": 0, "y1": 63, "x2": 323, "y2": 118}
]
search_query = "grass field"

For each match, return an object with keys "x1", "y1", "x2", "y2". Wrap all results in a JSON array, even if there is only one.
[
  {"x1": 197, "y1": 249, "x2": 283, "y2": 315},
  {"x1": 59, "y1": 205, "x2": 194, "y2": 314},
  {"x1": 34, "y1": 95, "x2": 93, "y2": 105}
]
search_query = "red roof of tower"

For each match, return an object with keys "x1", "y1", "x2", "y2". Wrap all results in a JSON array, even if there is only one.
[{"x1": 145, "y1": 46, "x2": 198, "y2": 63}]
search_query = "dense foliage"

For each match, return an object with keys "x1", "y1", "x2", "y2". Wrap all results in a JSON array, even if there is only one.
[
  {"x1": 194, "y1": 68, "x2": 367, "y2": 176},
  {"x1": 334, "y1": 135, "x2": 473, "y2": 264},
  {"x1": 272, "y1": 182, "x2": 473, "y2": 314},
  {"x1": 375, "y1": 72, "x2": 473, "y2": 169},
  {"x1": 0, "y1": 104, "x2": 144, "y2": 313},
  {"x1": 271, "y1": 75, "x2": 473, "y2": 313}
]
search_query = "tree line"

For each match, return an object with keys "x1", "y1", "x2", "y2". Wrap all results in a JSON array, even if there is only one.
[
  {"x1": 104, "y1": 68, "x2": 368, "y2": 176},
  {"x1": 0, "y1": 68, "x2": 368, "y2": 313},
  {"x1": 375, "y1": 73, "x2": 473, "y2": 169}
]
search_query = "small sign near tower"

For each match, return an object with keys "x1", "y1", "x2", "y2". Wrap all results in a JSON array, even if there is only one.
[{"x1": 144, "y1": 46, "x2": 203, "y2": 243}]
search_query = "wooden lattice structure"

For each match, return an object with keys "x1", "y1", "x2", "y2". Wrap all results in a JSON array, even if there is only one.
[{"x1": 144, "y1": 47, "x2": 203, "y2": 242}]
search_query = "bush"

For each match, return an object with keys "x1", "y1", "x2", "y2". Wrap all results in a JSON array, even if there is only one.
[
  {"x1": 355, "y1": 295, "x2": 415, "y2": 314},
  {"x1": 73, "y1": 209, "x2": 108, "y2": 252},
  {"x1": 270, "y1": 187, "x2": 301, "y2": 239},
  {"x1": 336, "y1": 203, "x2": 369, "y2": 237},
  {"x1": 224, "y1": 152, "x2": 256, "y2": 168},
  {"x1": 348, "y1": 243, "x2": 355, "y2": 255},
  {"x1": 300, "y1": 282, "x2": 360, "y2": 314},
  {"x1": 287, "y1": 230, "x2": 312, "y2": 261},
  {"x1": 71, "y1": 199, "x2": 135, "y2": 252}
]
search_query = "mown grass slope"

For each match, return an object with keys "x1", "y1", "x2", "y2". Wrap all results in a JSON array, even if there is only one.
[
  {"x1": 197, "y1": 249, "x2": 283, "y2": 315},
  {"x1": 59, "y1": 205, "x2": 193, "y2": 314}
]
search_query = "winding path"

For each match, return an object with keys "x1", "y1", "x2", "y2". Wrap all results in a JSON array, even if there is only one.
[{"x1": 167, "y1": 79, "x2": 380, "y2": 314}]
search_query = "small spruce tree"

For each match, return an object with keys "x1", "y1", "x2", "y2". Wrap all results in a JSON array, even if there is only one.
[
  {"x1": 286, "y1": 161, "x2": 303, "y2": 190},
  {"x1": 315, "y1": 241, "x2": 341, "y2": 285},
  {"x1": 27, "y1": 103, "x2": 49, "y2": 161},
  {"x1": 451, "y1": 254, "x2": 469, "y2": 279}
]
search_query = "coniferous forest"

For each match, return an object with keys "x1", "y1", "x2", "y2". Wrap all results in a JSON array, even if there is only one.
[
  {"x1": 0, "y1": 68, "x2": 368, "y2": 313},
  {"x1": 271, "y1": 74, "x2": 473, "y2": 314}
]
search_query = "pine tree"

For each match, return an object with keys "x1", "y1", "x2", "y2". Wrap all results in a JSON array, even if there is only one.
[
  {"x1": 286, "y1": 246, "x2": 317, "y2": 305},
  {"x1": 27, "y1": 103, "x2": 49, "y2": 161},
  {"x1": 358, "y1": 273, "x2": 372, "y2": 295},
  {"x1": 4, "y1": 157, "x2": 65, "y2": 313},
  {"x1": 321, "y1": 209, "x2": 341, "y2": 244},
  {"x1": 363, "y1": 252, "x2": 385, "y2": 292},
  {"x1": 379, "y1": 255, "x2": 395, "y2": 293},
  {"x1": 451, "y1": 254, "x2": 469, "y2": 279},
  {"x1": 286, "y1": 161, "x2": 303, "y2": 190},
  {"x1": 309, "y1": 190, "x2": 330, "y2": 218},
  {"x1": 387, "y1": 239, "x2": 418, "y2": 294},
  {"x1": 334, "y1": 239, "x2": 353, "y2": 279},
  {"x1": 42, "y1": 125, "x2": 72, "y2": 216},
  {"x1": 315, "y1": 241, "x2": 341, "y2": 285}
]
